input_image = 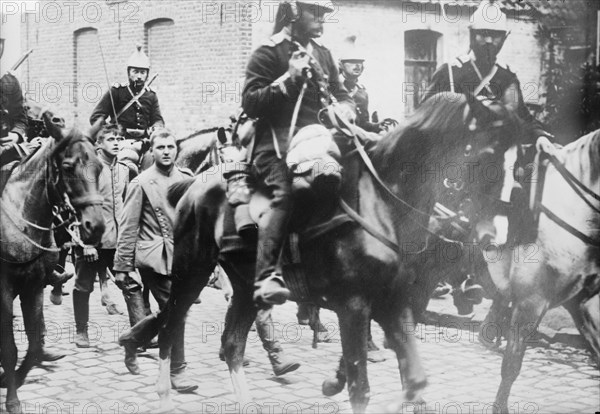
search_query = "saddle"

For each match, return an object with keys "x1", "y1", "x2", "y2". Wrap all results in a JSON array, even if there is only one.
[{"x1": 219, "y1": 125, "x2": 359, "y2": 301}]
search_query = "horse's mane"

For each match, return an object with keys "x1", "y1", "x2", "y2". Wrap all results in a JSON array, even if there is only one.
[
  {"x1": 50, "y1": 128, "x2": 93, "y2": 158},
  {"x1": 561, "y1": 128, "x2": 600, "y2": 184},
  {"x1": 370, "y1": 92, "x2": 468, "y2": 178}
]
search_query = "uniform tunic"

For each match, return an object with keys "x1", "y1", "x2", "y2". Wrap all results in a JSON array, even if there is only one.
[
  {"x1": 421, "y1": 53, "x2": 550, "y2": 142},
  {"x1": 90, "y1": 83, "x2": 164, "y2": 133},
  {"x1": 242, "y1": 28, "x2": 354, "y2": 155},
  {"x1": 1, "y1": 73, "x2": 28, "y2": 141},
  {"x1": 114, "y1": 164, "x2": 192, "y2": 276}
]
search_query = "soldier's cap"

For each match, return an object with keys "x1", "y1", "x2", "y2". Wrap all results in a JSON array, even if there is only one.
[
  {"x1": 338, "y1": 35, "x2": 365, "y2": 62},
  {"x1": 126, "y1": 43, "x2": 151, "y2": 70},
  {"x1": 469, "y1": 0, "x2": 508, "y2": 33}
]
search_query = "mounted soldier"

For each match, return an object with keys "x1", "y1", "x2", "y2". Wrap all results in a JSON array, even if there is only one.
[
  {"x1": 242, "y1": 0, "x2": 356, "y2": 305},
  {"x1": 421, "y1": 0, "x2": 553, "y2": 300},
  {"x1": 421, "y1": 0, "x2": 551, "y2": 144},
  {"x1": 90, "y1": 44, "x2": 164, "y2": 178}
]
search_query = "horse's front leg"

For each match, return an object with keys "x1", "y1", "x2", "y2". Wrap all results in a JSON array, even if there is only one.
[
  {"x1": 479, "y1": 295, "x2": 510, "y2": 349},
  {"x1": 0, "y1": 279, "x2": 21, "y2": 413},
  {"x1": 378, "y1": 303, "x2": 427, "y2": 412},
  {"x1": 322, "y1": 356, "x2": 346, "y2": 396},
  {"x1": 156, "y1": 263, "x2": 212, "y2": 413},
  {"x1": 337, "y1": 295, "x2": 370, "y2": 413},
  {"x1": 16, "y1": 287, "x2": 45, "y2": 386},
  {"x1": 220, "y1": 254, "x2": 258, "y2": 407},
  {"x1": 494, "y1": 295, "x2": 548, "y2": 414}
]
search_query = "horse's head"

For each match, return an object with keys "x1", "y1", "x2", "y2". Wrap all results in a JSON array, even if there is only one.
[
  {"x1": 424, "y1": 93, "x2": 521, "y2": 238},
  {"x1": 44, "y1": 111, "x2": 105, "y2": 244}
]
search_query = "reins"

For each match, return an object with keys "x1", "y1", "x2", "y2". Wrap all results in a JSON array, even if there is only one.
[
  {"x1": 0, "y1": 141, "x2": 99, "y2": 254},
  {"x1": 532, "y1": 139, "x2": 600, "y2": 247},
  {"x1": 321, "y1": 105, "x2": 466, "y2": 251}
]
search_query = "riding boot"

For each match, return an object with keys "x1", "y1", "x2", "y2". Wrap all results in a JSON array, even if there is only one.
[
  {"x1": 256, "y1": 308, "x2": 300, "y2": 376},
  {"x1": 254, "y1": 208, "x2": 291, "y2": 305},
  {"x1": 118, "y1": 313, "x2": 161, "y2": 375},
  {"x1": 72, "y1": 290, "x2": 90, "y2": 348},
  {"x1": 170, "y1": 363, "x2": 198, "y2": 393},
  {"x1": 123, "y1": 289, "x2": 147, "y2": 327}
]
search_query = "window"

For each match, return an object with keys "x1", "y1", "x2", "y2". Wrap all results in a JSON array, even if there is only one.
[
  {"x1": 404, "y1": 30, "x2": 441, "y2": 114},
  {"x1": 74, "y1": 27, "x2": 101, "y2": 120}
]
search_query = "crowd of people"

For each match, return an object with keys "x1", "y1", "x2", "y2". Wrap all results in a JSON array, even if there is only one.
[{"x1": 1, "y1": 0, "x2": 551, "y2": 395}]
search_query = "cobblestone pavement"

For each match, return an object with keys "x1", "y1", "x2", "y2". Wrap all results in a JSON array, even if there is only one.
[{"x1": 1, "y1": 268, "x2": 599, "y2": 414}]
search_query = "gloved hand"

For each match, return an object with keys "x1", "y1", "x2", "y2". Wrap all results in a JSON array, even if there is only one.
[{"x1": 83, "y1": 246, "x2": 98, "y2": 263}]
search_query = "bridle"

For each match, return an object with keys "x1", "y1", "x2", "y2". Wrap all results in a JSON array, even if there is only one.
[{"x1": 1, "y1": 139, "x2": 103, "y2": 253}]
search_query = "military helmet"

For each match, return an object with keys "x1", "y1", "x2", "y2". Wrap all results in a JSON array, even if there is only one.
[
  {"x1": 338, "y1": 35, "x2": 364, "y2": 62},
  {"x1": 126, "y1": 44, "x2": 150, "y2": 70},
  {"x1": 295, "y1": 1, "x2": 335, "y2": 14},
  {"x1": 469, "y1": 0, "x2": 508, "y2": 32}
]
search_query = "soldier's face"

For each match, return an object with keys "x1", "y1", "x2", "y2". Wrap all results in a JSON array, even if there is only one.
[
  {"x1": 471, "y1": 30, "x2": 505, "y2": 66},
  {"x1": 340, "y1": 61, "x2": 364, "y2": 79},
  {"x1": 98, "y1": 132, "x2": 125, "y2": 158},
  {"x1": 295, "y1": 6, "x2": 326, "y2": 38},
  {"x1": 128, "y1": 67, "x2": 149, "y2": 88},
  {"x1": 151, "y1": 136, "x2": 177, "y2": 168}
]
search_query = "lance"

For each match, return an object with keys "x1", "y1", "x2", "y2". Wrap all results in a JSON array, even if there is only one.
[{"x1": 97, "y1": 35, "x2": 118, "y2": 123}]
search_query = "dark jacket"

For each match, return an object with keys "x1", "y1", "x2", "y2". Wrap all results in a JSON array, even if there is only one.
[
  {"x1": 242, "y1": 28, "x2": 354, "y2": 154},
  {"x1": 345, "y1": 81, "x2": 380, "y2": 133},
  {"x1": 90, "y1": 82, "x2": 164, "y2": 132},
  {"x1": 1, "y1": 73, "x2": 28, "y2": 141},
  {"x1": 421, "y1": 53, "x2": 550, "y2": 142}
]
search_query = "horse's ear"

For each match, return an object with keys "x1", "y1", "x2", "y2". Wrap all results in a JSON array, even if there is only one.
[
  {"x1": 217, "y1": 127, "x2": 228, "y2": 144},
  {"x1": 42, "y1": 110, "x2": 66, "y2": 140},
  {"x1": 87, "y1": 118, "x2": 104, "y2": 144}
]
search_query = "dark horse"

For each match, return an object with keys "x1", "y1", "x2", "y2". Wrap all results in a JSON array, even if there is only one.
[
  {"x1": 153, "y1": 92, "x2": 522, "y2": 412},
  {"x1": 0, "y1": 112, "x2": 105, "y2": 413},
  {"x1": 472, "y1": 130, "x2": 600, "y2": 413}
]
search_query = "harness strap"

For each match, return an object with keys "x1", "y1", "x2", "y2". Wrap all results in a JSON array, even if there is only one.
[
  {"x1": 538, "y1": 204, "x2": 600, "y2": 247},
  {"x1": 325, "y1": 106, "x2": 464, "y2": 247},
  {"x1": 339, "y1": 199, "x2": 398, "y2": 252},
  {"x1": 547, "y1": 154, "x2": 600, "y2": 209},
  {"x1": 69, "y1": 194, "x2": 104, "y2": 208}
]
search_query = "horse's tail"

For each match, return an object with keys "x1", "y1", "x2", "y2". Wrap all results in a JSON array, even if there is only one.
[{"x1": 168, "y1": 178, "x2": 196, "y2": 207}]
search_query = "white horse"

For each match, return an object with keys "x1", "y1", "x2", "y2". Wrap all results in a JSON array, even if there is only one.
[{"x1": 482, "y1": 129, "x2": 600, "y2": 413}]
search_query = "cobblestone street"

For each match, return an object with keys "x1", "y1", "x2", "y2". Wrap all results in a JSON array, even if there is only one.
[{"x1": 1, "y1": 269, "x2": 599, "y2": 414}]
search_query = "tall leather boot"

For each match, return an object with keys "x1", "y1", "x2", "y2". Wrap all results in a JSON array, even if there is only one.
[
  {"x1": 123, "y1": 288, "x2": 147, "y2": 328},
  {"x1": 256, "y1": 308, "x2": 300, "y2": 376},
  {"x1": 72, "y1": 290, "x2": 90, "y2": 348},
  {"x1": 118, "y1": 313, "x2": 161, "y2": 375},
  {"x1": 253, "y1": 208, "x2": 291, "y2": 305}
]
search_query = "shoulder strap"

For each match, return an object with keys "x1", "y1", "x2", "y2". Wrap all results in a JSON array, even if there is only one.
[
  {"x1": 470, "y1": 61, "x2": 498, "y2": 96},
  {"x1": 448, "y1": 64, "x2": 455, "y2": 93}
]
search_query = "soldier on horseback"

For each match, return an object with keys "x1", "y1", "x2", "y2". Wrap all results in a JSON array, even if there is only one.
[
  {"x1": 242, "y1": 0, "x2": 355, "y2": 305},
  {"x1": 421, "y1": 0, "x2": 553, "y2": 300},
  {"x1": 90, "y1": 44, "x2": 164, "y2": 178}
]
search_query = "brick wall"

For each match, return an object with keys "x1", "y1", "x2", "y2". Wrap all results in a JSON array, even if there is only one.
[
  {"x1": 20, "y1": 0, "x2": 544, "y2": 134},
  {"x1": 22, "y1": 0, "x2": 252, "y2": 137}
]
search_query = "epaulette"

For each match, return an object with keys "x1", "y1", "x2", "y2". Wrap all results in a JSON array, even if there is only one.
[
  {"x1": 451, "y1": 54, "x2": 471, "y2": 68},
  {"x1": 112, "y1": 82, "x2": 127, "y2": 88},
  {"x1": 263, "y1": 31, "x2": 287, "y2": 47},
  {"x1": 178, "y1": 166, "x2": 194, "y2": 177},
  {"x1": 495, "y1": 61, "x2": 512, "y2": 73},
  {"x1": 147, "y1": 85, "x2": 156, "y2": 93}
]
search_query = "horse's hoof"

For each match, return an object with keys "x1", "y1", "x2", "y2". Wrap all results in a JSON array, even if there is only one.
[
  {"x1": 6, "y1": 400, "x2": 23, "y2": 414},
  {"x1": 322, "y1": 377, "x2": 345, "y2": 396},
  {"x1": 106, "y1": 303, "x2": 123, "y2": 315},
  {"x1": 367, "y1": 350, "x2": 386, "y2": 363}
]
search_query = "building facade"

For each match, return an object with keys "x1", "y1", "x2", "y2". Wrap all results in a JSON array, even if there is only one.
[{"x1": 9, "y1": 0, "x2": 597, "y2": 137}]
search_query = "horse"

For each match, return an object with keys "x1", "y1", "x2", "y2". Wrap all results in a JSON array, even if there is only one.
[
  {"x1": 0, "y1": 111, "x2": 105, "y2": 414},
  {"x1": 469, "y1": 129, "x2": 600, "y2": 413},
  {"x1": 153, "y1": 92, "x2": 523, "y2": 413}
]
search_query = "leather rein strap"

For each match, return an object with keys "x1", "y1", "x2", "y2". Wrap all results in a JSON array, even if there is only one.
[{"x1": 533, "y1": 143, "x2": 600, "y2": 247}]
